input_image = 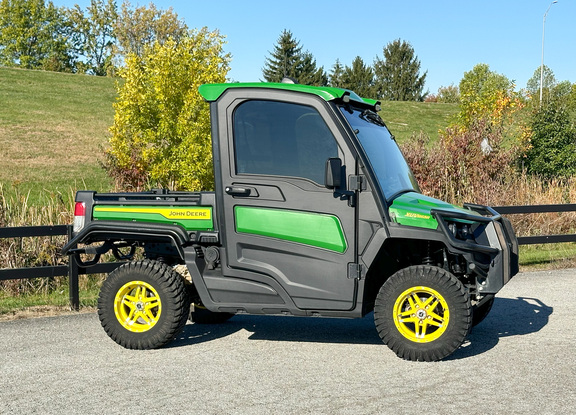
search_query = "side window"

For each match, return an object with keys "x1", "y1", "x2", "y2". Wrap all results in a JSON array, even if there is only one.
[{"x1": 233, "y1": 100, "x2": 339, "y2": 184}]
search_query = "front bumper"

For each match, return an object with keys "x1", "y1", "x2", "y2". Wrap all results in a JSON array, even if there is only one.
[{"x1": 432, "y1": 204, "x2": 519, "y2": 294}]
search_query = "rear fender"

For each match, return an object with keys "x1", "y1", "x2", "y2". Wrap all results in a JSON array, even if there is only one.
[{"x1": 61, "y1": 220, "x2": 190, "y2": 261}]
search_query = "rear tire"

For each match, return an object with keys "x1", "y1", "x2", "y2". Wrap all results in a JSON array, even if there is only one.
[
  {"x1": 98, "y1": 260, "x2": 190, "y2": 349},
  {"x1": 374, "y1": 265, "x2": 472, "y2": 361}
]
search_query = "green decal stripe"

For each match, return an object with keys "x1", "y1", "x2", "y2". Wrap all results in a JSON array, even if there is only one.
[
  {"x1": 389, "y1": 207, "x2": 439, "y2": 230},
  {"x1": 235, "y1": 206, "x2": 347, "y2": 253},
  {"x1": 388, "y1": 192, "x2": 480, "y2": 230},
  {"x1": 93, "y1": 206, "x2": 214, "y2": 231}
]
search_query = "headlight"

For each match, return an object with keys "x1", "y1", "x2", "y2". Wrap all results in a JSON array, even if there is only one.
[{"x1": 447, "y1": 221, "x2": 473, "y2": 241}]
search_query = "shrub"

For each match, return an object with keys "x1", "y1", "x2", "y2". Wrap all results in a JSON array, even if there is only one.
[
  {"x1": 522, "y1": 99, "x2": 576, "y2": 179},
  {"x1": 437, "y1": 84, "x2": 459, "y2": 103},
  {"x1": 401, "y1": 120, "x2": 516, "y2": 206}
]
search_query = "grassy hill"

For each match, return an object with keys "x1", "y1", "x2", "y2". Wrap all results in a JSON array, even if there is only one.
[
  {"x1": 0, "y1": 67, "x2": 117, "y2": 205},
  {"x1": 379, "y1": 100, "x2": 458, "y2": 143},
  {"x1": 0, "y1": 67, "x2": 458, "y2": 205}
]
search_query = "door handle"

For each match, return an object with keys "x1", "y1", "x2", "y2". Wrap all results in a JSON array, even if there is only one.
[{"x1": 225, "y1": 186, "x2": 251, "y2": 196}]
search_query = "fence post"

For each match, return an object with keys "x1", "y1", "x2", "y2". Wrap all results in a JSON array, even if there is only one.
[{"x1": 67, "y1": 225, "x2": 80, "y2": 311}]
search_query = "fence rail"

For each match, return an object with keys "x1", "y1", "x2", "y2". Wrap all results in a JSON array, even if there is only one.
[
  {"x1": 2, "y1": 203, "x2": 576, "y2": 310},
  {"x1": 493, "y1": 204, "x2": 576, "y2": 245},
  {"x1": 0, "y1": 225, "x2": 123, "y2": 311}
]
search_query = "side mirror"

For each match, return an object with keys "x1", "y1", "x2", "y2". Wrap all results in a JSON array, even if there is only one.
[{"x1": 325, "y1": 158, "x2": 342, "y2": 189}]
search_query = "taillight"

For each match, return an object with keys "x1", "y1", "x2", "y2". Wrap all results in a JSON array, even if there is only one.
[{"x1": 73, "y1": 202, "x2": 86, "y2": 233}]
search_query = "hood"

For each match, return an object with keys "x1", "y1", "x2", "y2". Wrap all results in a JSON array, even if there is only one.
[{"x1": 388, "y1": 192, "x2": 476, "y2": 230}]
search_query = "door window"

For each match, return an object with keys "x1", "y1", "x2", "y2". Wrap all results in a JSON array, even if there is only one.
[{"x1": 233, "y1": 100, "x2": 338, "y2": 184}]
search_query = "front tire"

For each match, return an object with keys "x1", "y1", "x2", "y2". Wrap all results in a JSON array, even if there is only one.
[
  {"x1": 374, "y1": 265, "x2": 472, "y2": 361},
  {"x1": 98, "y1": 260, "x2": 190, "y2": 349},
  {"x1": 472, "y1": 295, "x2": 495, "y2": 327}
]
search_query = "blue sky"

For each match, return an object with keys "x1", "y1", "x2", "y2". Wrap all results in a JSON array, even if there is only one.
[{"x1": 55, "y1": 0, "x2": 575, "y2": 94}]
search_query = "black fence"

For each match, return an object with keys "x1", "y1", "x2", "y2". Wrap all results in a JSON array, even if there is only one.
[
  {"x1": 493, "y1": 204, "x2": 576, "y2": 245},
  {"x1": 1, "y1": 203, "x2": 576, "y2": 310},
  {"x1": 0, "y1": 225, "x2": 122, "y2": 311}
]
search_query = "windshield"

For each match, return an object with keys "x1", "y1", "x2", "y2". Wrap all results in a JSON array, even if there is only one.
[{"x1": 340, "y1": 106, "x2": 419, "y2": 200}]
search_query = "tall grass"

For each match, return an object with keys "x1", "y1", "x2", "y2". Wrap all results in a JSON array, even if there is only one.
[
  {"x1": 0, "y1": 185, "x2": 105, "y2": 314},
  {"x1": 0, "y1": 184, "x2": 75, "y2": 297},
  {"x1": 496, "y1": 173, "x2": 576, "y2": 237}
]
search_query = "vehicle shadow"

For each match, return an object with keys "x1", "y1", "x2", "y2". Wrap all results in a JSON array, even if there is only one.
[
  {"x1": 169, "y1": 296, "x2": 553, "y2": 359},
  {"x1": 169, "y1": 313, "x2": 383, "y2": 348},
  {"x1": 447, "y1": 296, "x2": 553, "y2": 360}
]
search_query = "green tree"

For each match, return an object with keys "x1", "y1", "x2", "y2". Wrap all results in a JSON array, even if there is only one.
[
  {"x1": 0, "y1": 0, "x2": 73, "y2": 71},
  {"x1": 437, "y1": 84, "x2": 460, "y2": 103},
  {"x1": 457, "y1": 63, "x2": 517, "y2": 128},
  {"x1": 523, "y1": 101, "x2": 576, "y2": 178},
  {"x1": 568, "y1": 83, "x2": 576, "y2": 116},
  {"x1": 106, "y1": 28, "x2": 230, "y2": 191},
  {"x1": 526, "y1": 65, "x2": 556, "y2": 103},
  {"x1": 114, "y1": 0, "x2": 187, "y2": 59},
  {"x1": 373, "y1": 39, "x2": 427, "y2": 101},
  {"x1": 341, "y1": 56, "x2": 374, "y2": 98},
  {"x1": 66, "y1": 0, "x2": 117, "y2": 75},
  {"x1": 262, "y1": 29, "x2": 326, "y2": 85},
  {"x1": 526, "y1": 66, "x2": 575, "y2": 116}
]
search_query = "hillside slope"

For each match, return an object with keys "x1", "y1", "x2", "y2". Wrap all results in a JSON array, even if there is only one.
[
  {"x1": 0, "y1": 68, "x2": 457, "y2": 204},
  {"x1": 379, "y1": 100, "x2": 458, "y2": 143},
  {"x1": 0, "y1": 67, "x2": 117, "y2": 203}
]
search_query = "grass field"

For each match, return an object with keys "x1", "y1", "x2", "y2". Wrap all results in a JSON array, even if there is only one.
[
  {"x1": 379, "y1": 100, "x2": 458, "y2": 143},
  {"x1": 0, "y1": 67, "x2": 117, "y2": 205}
]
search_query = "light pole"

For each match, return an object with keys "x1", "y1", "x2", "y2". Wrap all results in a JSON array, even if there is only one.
[{"x1": 540, "y1": 0, "x2": 558, "y2": 103}]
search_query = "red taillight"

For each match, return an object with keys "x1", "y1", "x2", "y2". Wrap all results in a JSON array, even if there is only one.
[
  {"x1": 74, "y1": 202, "x2": 86, "y2": 216},
  {"x1": 73, "y1": 202, "x2": 86, "y2": 233}
]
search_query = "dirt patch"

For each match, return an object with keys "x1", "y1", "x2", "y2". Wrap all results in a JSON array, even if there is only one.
[{"x1": 0, "y1": 305, "x2": 96, "y2": 321}]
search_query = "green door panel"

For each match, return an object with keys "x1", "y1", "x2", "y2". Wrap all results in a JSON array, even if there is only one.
[{"x1": 234, "y1": 206, "x2": 347, "y2": 253}]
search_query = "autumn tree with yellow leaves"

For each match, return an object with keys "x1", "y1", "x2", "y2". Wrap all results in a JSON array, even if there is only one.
[{"x1": 106, "y1": 28, "x2": 230, "y2": 191}]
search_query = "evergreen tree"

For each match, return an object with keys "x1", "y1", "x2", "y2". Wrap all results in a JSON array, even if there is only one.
[
  {"x1": 297, "y1": 52, "x2": 328, "y2": 86},
  {"x1": 342, "y1": 56, "x2": 374, "y2": 98},
  {"x1": 373, "y1": 39, "x2": 427, "y2": 101},
  {"x1": 262, "y1": 30, "x2": 303, "y2": 82},
  {"x1": 329, "y1": 59, "x2": 345, "y2": 88},
  {"x1": 262, "y1": 30, "x2": 326, "y2": 85}
]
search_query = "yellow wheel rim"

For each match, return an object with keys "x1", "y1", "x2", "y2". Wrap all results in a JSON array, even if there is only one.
[
  {"x1": 393, "y1": 286, "x2": 450, "y2": 343},
  {"x1": 114, "y1": 281, "x2": 162, "y2": 333}
]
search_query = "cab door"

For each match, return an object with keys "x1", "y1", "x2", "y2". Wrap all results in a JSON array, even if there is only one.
[{"x1": 214, "y1": 89, "x2": 358, "y2": 311}]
